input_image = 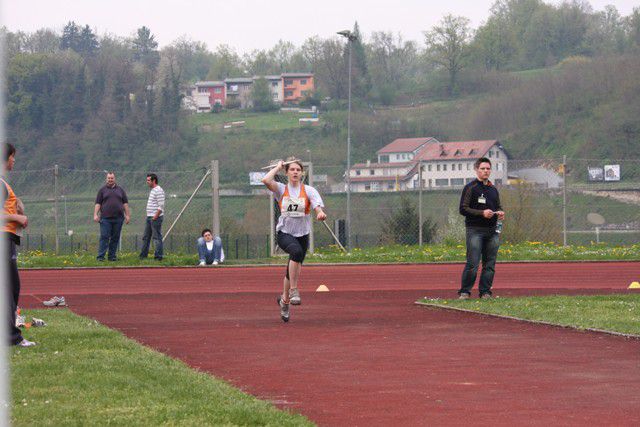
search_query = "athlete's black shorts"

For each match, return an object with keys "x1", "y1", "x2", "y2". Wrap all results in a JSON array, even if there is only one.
[{"x1": 277, "y1": 231, "x2": 309, "y2": 279}]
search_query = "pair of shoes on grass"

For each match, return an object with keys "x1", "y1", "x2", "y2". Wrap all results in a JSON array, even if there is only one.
[
  {"x1": 43, "y1": 296, "x2": 66, "y2": 307},
  {"x1": 458, "y1": 293, "x2": 493, "y2": 300}
]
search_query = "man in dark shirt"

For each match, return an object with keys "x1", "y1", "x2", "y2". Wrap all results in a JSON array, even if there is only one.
[
  {"x1": 458, "y1": 157, "x2": 505, "y2": 299},
  {"x1": 94, "y1": 172, "x2": 130, "y2": 261}
]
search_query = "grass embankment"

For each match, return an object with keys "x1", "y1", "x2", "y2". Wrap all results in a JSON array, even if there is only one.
[
  {"x1": 11, "y1": 309, "x2": 312, "y2": 426},
  {"x1": 418, "y1": 294, "x2": 640, "y2": 336},
  {"x1": 18, "y1": 242, "x2": 640, "y2": 268}
]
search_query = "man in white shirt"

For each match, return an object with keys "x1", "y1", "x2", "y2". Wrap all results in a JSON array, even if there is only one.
[{"x1": 139, "y1": 173, "x2": 165, "y2": 260}]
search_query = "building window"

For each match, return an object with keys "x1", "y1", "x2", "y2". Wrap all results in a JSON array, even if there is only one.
[
  {"x1": 451, "y1": 178, "x2": 464, "y2": 186},
  {"x1": 370, "y1": 170, "x2": 375, "y2": 175},
  {"x1": 435, "y1": 178, "x2": 449, "y2": 186},
  {"x1": 285, "y1": 90, "x2": 294, "y2": 97},
  {"x1": 428, "y1": 164, "x2": 432, "y2": 172}
]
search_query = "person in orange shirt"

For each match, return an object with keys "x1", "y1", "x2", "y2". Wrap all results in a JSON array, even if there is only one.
[{"x1": 2, "y1": 143, "x2": 35, "y2": 347}]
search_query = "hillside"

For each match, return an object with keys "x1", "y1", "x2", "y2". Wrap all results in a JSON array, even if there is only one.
[{"x1": 184, "y1": 55, "x2": 640, "y2": 186}]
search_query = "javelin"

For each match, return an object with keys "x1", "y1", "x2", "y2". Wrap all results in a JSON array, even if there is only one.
[
  {"x1": 321, "y1": 220, "x2": 347, "y2": 252},
  {"x1": 260, "y1": 159, "x2": 302, "y2": 170}
]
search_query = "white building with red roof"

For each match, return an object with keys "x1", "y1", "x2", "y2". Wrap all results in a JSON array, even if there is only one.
[{"x1": 348, "y1": 138, "x2": 508, "y2": 192}]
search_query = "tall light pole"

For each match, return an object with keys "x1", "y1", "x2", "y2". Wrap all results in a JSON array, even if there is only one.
[{"x1": 338, "y1": 29, "x2": 356, "y2": 251}]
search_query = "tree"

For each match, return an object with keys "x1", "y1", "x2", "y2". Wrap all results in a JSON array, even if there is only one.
[
  {"x1": 348, "y1": 22, "x2": 372, "y2": 99},
  {"x1": 132, "y1": 26, "x2": 160, "y2": 69},
  {"x1": 628, "y1": 7, "x2": 640, "y2": 50},
  {"x1": 368, "y1": 31, "x2": 419, "y2": 103},
  {"x1": 165, "y1": 37, "x2": 214, "y2": 82},
  {"x1": 60, "y1": 21, "x2": 81, "y2": 52},
  {"x1": 251, "y1": 77, "x2": 277, "y2": 112},
  {"x1": 24, "y1": 29, "x2": 60, "y2": 55},
  {"x1": 269, "y1": 40, "x2": 296, "y2": 73},
  {"x1": 78, "y1": 25, "x2": 99, "y2": 57},
  {"x1": 245, "y1": 49, "x2": 274, "y2": 75},
  {"x1": 424, "y1": 14, "x2": 472, "y2": 96},
  {"x1": 206, "y1": 44, "x2": 244, "y2": 80},
  {"x1": 381, "y1": 196, "x2": 437, "y2": 245}
]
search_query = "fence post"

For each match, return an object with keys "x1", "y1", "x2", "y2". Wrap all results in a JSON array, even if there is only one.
[
  {"x1": 269, "y1": 188, "x2": 275, "y2": 256},
  {"x1": 54, "y1": 164, "x2": 59, "y2": 254},
  {"x1": 562, "y1": 155, "x2": 567, "y2": 246},
  {"x1": 418, "y1": 161, "x2": 423, "y2": 246},
  {"x1": 308, "y1": 161, "x2": 314, "y2": 254},
  {"x1": 211, "y1": 160, "x2": 220, "y2": 238}
]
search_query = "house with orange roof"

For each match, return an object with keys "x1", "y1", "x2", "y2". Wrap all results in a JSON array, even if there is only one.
[
  {"x1": 412, "y1": 140, "x2": 508, "y2": 189},
  {"x1": 349, "y1": 137, "x2": 439, "y2": 192},
  {"x1": 348, "y1": 138, "x2": 508, "y2": 192}
]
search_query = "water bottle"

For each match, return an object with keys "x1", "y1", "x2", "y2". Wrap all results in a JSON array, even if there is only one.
[{"x1": 495, "y1": 220, "x2": 503, "y2": 234}]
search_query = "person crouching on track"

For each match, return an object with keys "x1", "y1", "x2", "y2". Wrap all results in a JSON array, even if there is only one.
[{"x1": 262, "y1": 158, "x2": 326, "y2": 322}]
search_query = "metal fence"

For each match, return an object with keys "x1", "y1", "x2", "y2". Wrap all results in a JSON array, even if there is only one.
[{"x1": 7, "y1": 157, "x2": 640, "y2": 259}]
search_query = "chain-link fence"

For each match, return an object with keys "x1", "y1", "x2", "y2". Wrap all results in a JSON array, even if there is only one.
[{"x1": 7, "y1": 157, "x2": 640, "y2": 259}]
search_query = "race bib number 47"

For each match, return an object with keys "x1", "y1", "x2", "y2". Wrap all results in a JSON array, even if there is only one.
[{"x1": 281, "y1": 196, "x2": 306, "y2": 217}]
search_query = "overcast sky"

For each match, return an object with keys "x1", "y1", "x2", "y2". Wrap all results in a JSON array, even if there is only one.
[{"x1": 3, "y1": 0, "x2": 638, "y2": 53}]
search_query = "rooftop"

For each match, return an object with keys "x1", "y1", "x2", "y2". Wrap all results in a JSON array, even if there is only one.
[
  {"x1": 377, "y1": 137, "x2": 438, "y2": 154},
  {"x1": 415, "y1": 140, "x2": 501, "y2": 161}
]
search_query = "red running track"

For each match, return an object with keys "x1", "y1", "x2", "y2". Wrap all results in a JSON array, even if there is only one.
[{"x1": 20, "y1": 262, "x2": 640, "y2": 426}]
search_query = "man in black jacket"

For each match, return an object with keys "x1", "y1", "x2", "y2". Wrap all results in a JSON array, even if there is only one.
[{"x1": 458, "y1": 157, "x2": 505, "y2": 299}]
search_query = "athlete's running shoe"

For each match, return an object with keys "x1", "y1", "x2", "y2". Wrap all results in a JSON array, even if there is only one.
[
  {"x1": 289, "y1": 288, "x2": 301, "y2": 305},
  {"x1": 277, "y1": 296, "x2": 290, "y2": 322}
]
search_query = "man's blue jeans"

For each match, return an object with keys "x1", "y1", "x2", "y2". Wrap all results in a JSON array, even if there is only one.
[
  {"x1": 140, "y1": 216, "x2": 163, "y2": 259},
  {"x1": 97, "y1": 217, "x2": 124, "y2": 261},
  {"x1": 197, "y1": 236, "x2": 223, "y2": 264},
  {"x1": 459, "y1": 226, "x2": 500, "y2": 296}
]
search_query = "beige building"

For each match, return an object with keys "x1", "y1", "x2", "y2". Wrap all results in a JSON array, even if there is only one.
[{"x1": 348, "y1": 138, "x2": 508, "y2": 192}]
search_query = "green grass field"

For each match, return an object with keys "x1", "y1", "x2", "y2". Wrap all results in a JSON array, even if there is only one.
[
  {"x1": 11, "y1": 309, "x2": 312, "y2": 426},
  {"x1": 418, "y1": 294, "x2": 640, "y2": 336}
]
